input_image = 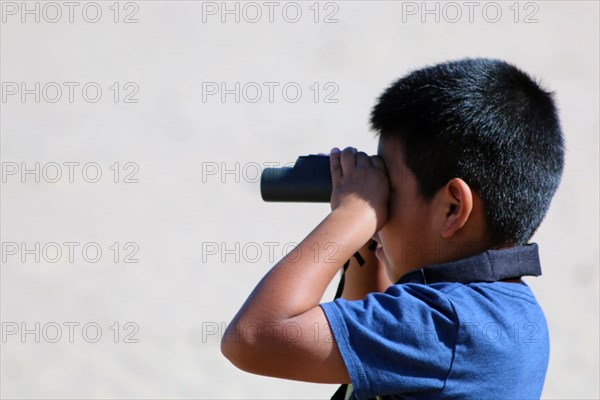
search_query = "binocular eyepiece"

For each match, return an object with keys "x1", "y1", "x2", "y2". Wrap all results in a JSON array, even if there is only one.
[{"x1": 260, "y1": 155, "x2": 332, "y2": 202}]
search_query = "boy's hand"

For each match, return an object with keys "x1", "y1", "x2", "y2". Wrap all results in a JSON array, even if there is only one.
[{"x1": 329, "y1": 147, "x2": 390, "y2": 233}]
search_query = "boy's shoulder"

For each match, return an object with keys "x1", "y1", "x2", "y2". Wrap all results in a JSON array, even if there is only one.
[{"x1": 384, "y1": 278, "x2": 539, "y2": 305}]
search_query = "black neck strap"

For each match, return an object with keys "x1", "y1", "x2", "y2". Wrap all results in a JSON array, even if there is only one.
[{"x1": 397, "y1": 243, "x2": 541, "y2": 285}]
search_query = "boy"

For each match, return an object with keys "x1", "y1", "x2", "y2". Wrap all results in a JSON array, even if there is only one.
[{"x1": 221, "y1": 58, "x2": 564, "y2": 399}]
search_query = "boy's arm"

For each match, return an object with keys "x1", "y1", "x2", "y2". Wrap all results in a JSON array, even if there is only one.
[
  {"x1": 221, "y1": 147, "x2": 389, "y2": 383},
  {"x1": 341, "y1": 240, "x2": 392, "y2": 300}
]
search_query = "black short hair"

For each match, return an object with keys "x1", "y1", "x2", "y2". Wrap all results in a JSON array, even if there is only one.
[{"x1": 370, "y1": 58, "x2": 565, "y2": 246}]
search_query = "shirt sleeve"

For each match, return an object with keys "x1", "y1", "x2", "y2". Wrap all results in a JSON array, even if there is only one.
[{"x1": 320, "y1": 284, "x2": 458, "y2": 399}]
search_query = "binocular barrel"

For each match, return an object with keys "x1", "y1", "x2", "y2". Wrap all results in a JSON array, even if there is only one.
[{"x1": 260, "y1": 155, "x2": 332, "y2": 202}]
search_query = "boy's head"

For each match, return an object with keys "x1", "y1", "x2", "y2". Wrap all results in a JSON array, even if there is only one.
[{"x1": 370, "y1": 58, "x2": 564, "y2": 279}]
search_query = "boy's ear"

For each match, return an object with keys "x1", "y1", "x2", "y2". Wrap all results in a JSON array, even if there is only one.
[{"x1": 439, "y1": 178, "x2": 473, "y2": 239}]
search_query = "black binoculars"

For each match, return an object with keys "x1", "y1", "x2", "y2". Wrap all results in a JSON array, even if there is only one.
[{"x1": 260, "y1": 155, "x2": 331, "y2": 202}]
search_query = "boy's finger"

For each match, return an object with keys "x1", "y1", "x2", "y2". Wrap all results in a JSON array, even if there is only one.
[
  {"x1": 341, "y1": 146, "x2": 356, "y2": 171},
  {"x1": 370, "y1": 156, "x2": 387, "y2": 172},
  {"x1": 356, "y1": 151, "x2": 370, "y2": 167},
  {"x1": 330, "y1": 148, "x2": 343, "y2": 180}
]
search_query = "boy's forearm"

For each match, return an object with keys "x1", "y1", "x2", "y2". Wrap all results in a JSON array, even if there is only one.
[{"x1": 228, "y1": 207, "x2": 375, "y2": 325}]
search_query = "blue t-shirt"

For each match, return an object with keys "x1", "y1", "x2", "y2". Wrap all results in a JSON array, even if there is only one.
[{"x1": 320, "y1": 250, "x2": 549, "y2": 399}]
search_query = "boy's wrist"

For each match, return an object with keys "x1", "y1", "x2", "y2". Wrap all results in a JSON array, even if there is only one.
[{"x1": 329, "y1": 207, "x2": 378, "y2": 248}]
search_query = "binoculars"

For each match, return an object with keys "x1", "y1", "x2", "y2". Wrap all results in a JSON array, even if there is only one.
[{"x1": 260, "y1": 155, "x2": 331, "y2": 202}]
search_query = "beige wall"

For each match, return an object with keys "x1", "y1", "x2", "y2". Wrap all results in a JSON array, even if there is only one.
[{"x1": 1, "y1": 1, "x2": 598, "y2": 398}]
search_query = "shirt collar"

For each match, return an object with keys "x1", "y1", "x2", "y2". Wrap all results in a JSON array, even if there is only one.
[{"x1": 396, "y1": 243, "x2": 541, "y2": 285}]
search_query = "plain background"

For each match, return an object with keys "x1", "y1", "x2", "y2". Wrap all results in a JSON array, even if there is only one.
[{"x1": 1, "y1": 1, "x2": 598, "y2": 398}]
